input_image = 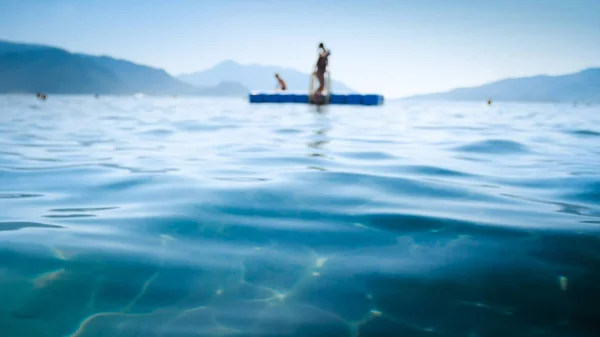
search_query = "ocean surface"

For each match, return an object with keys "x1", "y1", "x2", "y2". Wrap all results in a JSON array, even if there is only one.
[{"x1": 1, "y1": 95, "x2": 599, "y2": 337}]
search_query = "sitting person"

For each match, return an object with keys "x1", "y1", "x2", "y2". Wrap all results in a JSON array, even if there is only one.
[{"x1": 274, "y1": 73, "x2": 287, "y2": 91}]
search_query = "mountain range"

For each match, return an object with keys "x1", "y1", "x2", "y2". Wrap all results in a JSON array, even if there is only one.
[
  {"x1": 405, "y1": 68, "x2": 600, "y2": 103},
  {"x1": 0, "y1": 40, "x2": 354, "y2": 96},
  {"x1": 178, "y1": 60, "x2": 355, "y2": 93},
  {"x1": 1, "y1": 39, "x2": 598, "y2": 102},
  {"x1": 0, "y1": 40, "x2": 249, "y2": 96}
]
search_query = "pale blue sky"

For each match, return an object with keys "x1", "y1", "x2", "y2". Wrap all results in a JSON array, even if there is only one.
[{"x1": 1, "y1": 0, "x2": 599, "y2": 98}]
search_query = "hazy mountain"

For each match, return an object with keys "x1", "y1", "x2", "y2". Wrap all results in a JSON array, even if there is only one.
[
  {"x1": 178, "y1": 60, "x2": 355, "y2": 93},
  {"x1": 200, "y1": 81, "x2": 249, "y2": 96},
  {"x1": 0, "y1": 40, "x2": 248, "y2": 96},
  {"x1": 0, "y1": 48, "x2": 121, "y2": 94},
  {"x1": 0, "y1": 40, "x2": 54, "y2": 54},
  {"x1": 405, "y1": 68, "x2": 600, "y2": 103}
]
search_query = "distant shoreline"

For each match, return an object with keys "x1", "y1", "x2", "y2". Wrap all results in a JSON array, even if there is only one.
[{"x1": 2, "y1": 93, "x2": 596, "y2": 106}]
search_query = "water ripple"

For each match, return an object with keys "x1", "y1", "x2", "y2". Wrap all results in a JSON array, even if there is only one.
[
  {"x1": 454, "y1": 139, "x2": 532, "y2": 154},
  {"x1": 1, "y1": 96, "x2": 599, "y2": 336},
  {"x1": 569, "y1": 129, "x2": 600, "y2": 137},
  {"x1": 0, "y1": 221, "x2": 64, "y2": 231}
]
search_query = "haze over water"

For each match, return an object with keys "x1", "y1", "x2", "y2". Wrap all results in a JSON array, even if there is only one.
[{"x1": 1, "y1": 95, "x2": 599, "y2": 336}]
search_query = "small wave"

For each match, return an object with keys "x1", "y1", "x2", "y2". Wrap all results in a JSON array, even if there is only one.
[
  {"x1": 48, "y1": 207, "x2": 119, "y2": 213},
  {"x1": 99, "y1": 175, "x2": 156, "y2": 191},
  {"x1": 0, "y1": 193, "x2": 44, "y2": 199},
  {"x1": 399, "y1": 165, "x2": 476, "y2": 178},
  {"x1": 309, "y1": 170, "x2": 500, "y2": 203},
  {"x1": 100, "y1": 163, "x2": 178, "y2": 174},
  {"x1": 336, "y1": 151, "x2": 396, "y2": 161},
  {"x1": 356, "y1": 212, "x2": 530, "y2": 239},
  {"x1": 213, "y1": 177, "x2": 271, "y2": 182},
  {"x1": 172, "y1": 120, "x2": 239, "y2": 132},
  {"x1": 563, "y1": 181, "x2": 600, "y2": 206},
  {"x1": 501, "y1": 193, "x2": 597, "y2": 215},
  {"x1": 0, "y1": 221, "x2": 64, "y2": 232},
  {"x1": 569, "y1": 129, "x2": 600, "y2": 137},
  {"x1": 100, "y1": 115, "x2": 138, "y2": 122},
  {"x1": 78, "y1": 139, "x2": 113, "y2": 147},
  {"x1": 453, "y1": 139, "x2": 531, "y2": 154},
  {"x1": 10, "y1": 133, "x2": 47, "y2": 143},
  {"x1": 274, "y1": 128, "x2": 303, "y2": 135},
  {"x1": 137, "y1": 128, "x2": 175, "y2": 137},
  {"x1": 43, "y1": 214, "x2": 96, "y2": 218}
]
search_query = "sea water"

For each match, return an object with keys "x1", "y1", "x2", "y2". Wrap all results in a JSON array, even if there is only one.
[{"x1": 0, "y1": 95, "x2": 599, "y2": 337}]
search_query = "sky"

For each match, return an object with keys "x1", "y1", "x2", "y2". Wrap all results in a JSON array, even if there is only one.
[{"x1": 1, "y1": 0, "x2": 599, "y2": 98}]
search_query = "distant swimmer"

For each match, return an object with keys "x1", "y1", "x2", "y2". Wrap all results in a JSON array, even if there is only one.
[
  {"x1": 312, "y1": 42, "x2": 330, "y2": 102},
  {"x1": 275, "y1": 73, "x2": 287, "y2": 91},
  {"x1": 36, "y1": 92, "x2": 47, "y2": 100},
  {"x1": 488, "y1": 99, "x2": 492, "y2": 105}
]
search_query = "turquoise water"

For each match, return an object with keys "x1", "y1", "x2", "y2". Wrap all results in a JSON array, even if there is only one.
[{"x1": 1, "y1": 95, "x2": 599, "y2": 337}]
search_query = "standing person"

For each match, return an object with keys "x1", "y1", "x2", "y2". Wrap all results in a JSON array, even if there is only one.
[
  {"x1": 275, "y1": 73, "x2": 287, "y2": 91},
  {"x1": 312, "y1": 42, "x2": 330, "y2": 102}
]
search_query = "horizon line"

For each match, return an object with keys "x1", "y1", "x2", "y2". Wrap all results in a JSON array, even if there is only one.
[{"x1": 2, "y1": 37, "x2": 599, "y2": 99}]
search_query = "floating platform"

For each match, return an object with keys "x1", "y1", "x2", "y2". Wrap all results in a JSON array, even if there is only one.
[{"x1": 248, "y1": 91, "x2": 384, "y2": 106}]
